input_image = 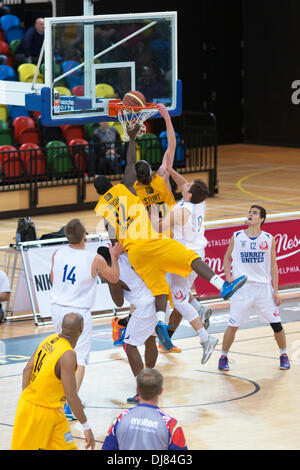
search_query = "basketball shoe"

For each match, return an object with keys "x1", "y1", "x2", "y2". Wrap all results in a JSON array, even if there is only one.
[
  {"x1": 127, "y1": 393, "x2": 140, "y2": 404},
  {"x1": 218, "y1": 355, "x2": 230, "y2": 371},
  {"x1": 220, "y1": 275, "x2": 247, "y2": 300},
  {"x1": 155, "y1": 321, "x2": 174, "y2": 350},
  {"x1": 280, "y1": 354, "x2": 290, "y2": 370},
  {"x1": 201, "y1": 335, "x2": 218, "y2": 364},
  {"x1": 112, "y1": 317, "x2": 126, "y2": 346},
  {"x1": 158, "y1": 342, "x2": 182, "y2": 353},
  {"x1": 197, "y1": 304, "x2": 212, "y2": 330}
]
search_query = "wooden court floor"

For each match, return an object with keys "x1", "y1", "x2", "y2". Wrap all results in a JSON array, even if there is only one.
[{"x1": 0, "y1": 143, "x2": 300, "y2": 450}]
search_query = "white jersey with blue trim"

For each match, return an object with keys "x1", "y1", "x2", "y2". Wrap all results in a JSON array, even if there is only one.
[
  {"x1": 118, "y1": 253, "x2": 154, "y2": 307},
  {"x1": 51, "y1": 245, "x2": 98, "y2": 308},
  {"x1": 172, "y1": 198, "x2": 207, "y2": 252},
  {"x1": 231, "y1": 230, "x2": 272, "y2": 283}
]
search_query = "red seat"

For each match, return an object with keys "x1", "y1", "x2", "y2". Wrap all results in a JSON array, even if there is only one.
[
  {"x1": 2, "y1": 155, "x2": 24, "y2": 179},
  {"x1": 19, "y1": 143, "x2": 43, "y2": 162},
  {"x1": 13, "y1": 116, "x2": 36, "y2": 140},
  {"x1": 61, "y1": 124, "x2": 84, "y2": 142},
  {"x1": 0, "y1": 144, "x2": 17, "y2": 162},
  {"x1": 72, "y1": 85, "x2": 84, "y2": 96},
  {"x1": 0, "y1": 40, "x2": 9, "y2": 55},
  {"x1": 17, "y1": 128, "x2": 40, "y2": 145},
  {"x1": 25, "y1": 154, "x2": 46, "y2": 176},
  {"x1": 68, "y1": 138, "x2": 88, "y2": 174}
]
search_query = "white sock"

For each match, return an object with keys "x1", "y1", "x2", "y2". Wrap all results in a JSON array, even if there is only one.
[
  {"x1": 197, "y1": 327, "x2": 209, "y2": 344},
  {"x1": 157, "y1": 311, "x2": 166, "y2": 323},
  {"x1": 210, "y1": 275, "x2": 224, "y2": 291},
  {"x1": 190, "y1": 298, "x2": 200, "y2": 310},
  {"x1": 221, "y1": 350, "x2": 228, "y2": 357},
  {"x1": 280, "y1": 348, "x2": 287, "y2": 355}
]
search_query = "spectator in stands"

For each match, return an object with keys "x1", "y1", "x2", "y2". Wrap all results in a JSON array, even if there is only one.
[
  {"x1": 0, "y1": 269, "x2": 11, "y2": 322},
  {"x1": 14, "y1": 17, "x2": 44, "y2": 69},
  {"x1": 0, "y1": 2, "x2": 11, "y2": 16},
  {"x1": 93, "y1": 122, "x2": 123, "y2": 175}
]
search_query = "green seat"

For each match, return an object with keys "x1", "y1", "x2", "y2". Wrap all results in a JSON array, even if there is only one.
[
  {"x1": 84, "y1": 122, "x2": 99, "y2": 141},
  {"x1": 9, "y1": 39, "x2": 21, "y2": 54},
  {"x1": 46, "y1": 140, "x2": 73, "y2": 175},
  {"x1": 137, "y1": 133, "x2": 163, "y2": 165},
  {"x1": 0, "y1": 119, "x2": 9, "y2": 131},
  {"x1": 0, "y1": 130, "x2": 13, "y2": 145}
]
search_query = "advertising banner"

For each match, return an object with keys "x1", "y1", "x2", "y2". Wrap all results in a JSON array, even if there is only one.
[{"x1": 195, "y1": 218, "x2": 300, "y2": 297}]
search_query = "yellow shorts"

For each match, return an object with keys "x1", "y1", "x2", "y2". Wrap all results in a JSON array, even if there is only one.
[
  {"x1": 11, "y1": 397, "x2": 77, "y2": 450},
  {"x1": 128, "y1": 238, "x2": 200, "y2": 297}
]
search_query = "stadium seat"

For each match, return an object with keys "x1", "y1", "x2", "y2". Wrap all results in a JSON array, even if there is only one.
[
  {"x1": 68, "y1": 138, "x2": 89, "y2": 174},
  {"x1": 8, "y1": 105, "x2": 29, "y2": 121},
  {"x1": 2, "y1": 155, "x2": 24, "y2": 181},
  {"x1": 159, "y1": 130, "x2": 186, "y2": 168},
  {"x1": 0, "y1": 15, "x2": 20, "y2": 33},
  {"x1": 0, "y1": 39, "x2": 10, "y2": 56},
  {"x1": 0, "y1": 119, "x2": 9, "y2": 131},
  {"x1": 13, "y1": 116, "x2": 35, "y2": 138},
  {"x1": 72, "y1": 85, "x2": 84, "y2": 96},
  {"x1": 5, "y1": 24, "x2": 24, "y2": 44},
  {"x1": 136, "y1": 133, "x2": 163, "y2": 165},
  {"x1": 0, "y1": 64, "x2": 17, "y2": 80},
  {"x1": 84, "y1": 122, "x2": 98, "y2": 140},
  {"x1": 61, "y1": 60, "x2": 83, "y2": 90},
  {"x1": 0, "y1": 144, "x2": 17, "y2": 160},
  {"x1": 19, "y1": 142, "x2": 43, "y2": 162},
  {"x1": 9, "y1": 38, "x2": 20, "y2": 54},
  {"x1": 0, "y1": 54, "x2": 7, "y2": 65},
  {"x1": 54, "y1": 86, "x2": 71, "y2": 96},
  {"x1": 95, "y1": 83, "x2": 116, "y2": 98},
  {"x1": 0, "y1": 128, "x2": 13, "y2": 145},
  {"x1": 60, "y1": 124, "x2": 84, "y2": 143},
  {"x1": 46, "y1": 140, "x2": 73, "y2": 176},
  {"x1": 0, "y1": 104, "x2": 8, "y2": 121},
  {"x1": 19, "y1": 143, "x2": 46, "y2": 177},
  {"x1": 18, "y1": 63, "x2": 43, "y2": 83}
]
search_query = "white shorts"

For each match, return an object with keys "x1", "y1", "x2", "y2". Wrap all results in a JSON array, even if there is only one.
[
  {"x1": 229, "y1": 282, "x2": 281, "y2": 327},
  {"x1": 124, "y1": 301, "x2": 157, "y2": 347},
  {"x1": 51, "y1": 304, "x2": 92, "y2": 367}
]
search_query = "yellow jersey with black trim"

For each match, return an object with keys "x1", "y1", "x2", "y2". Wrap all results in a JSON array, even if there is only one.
[
  {"x1": 94, "y1": 184, "x2": 164, "y2": 252},
  {"x1": 21, "y1": 333, "x2": 74, "y2": 408},
  {"x1": 134, "y1": 173, "x2": 175, "y2": 217}
]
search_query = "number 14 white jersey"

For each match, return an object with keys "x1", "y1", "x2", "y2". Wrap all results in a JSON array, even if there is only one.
[{"x1": 51, "y1": 245, "x2": 98, "y2": 308}]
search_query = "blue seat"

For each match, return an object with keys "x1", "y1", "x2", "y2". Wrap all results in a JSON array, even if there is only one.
[
  {"x1": 61, "y1": 60, "x2": 83, "y2": 90},
  {"x1": 5, "y1": 24, "x2": 24, "y2": 43},
  {"x1": 0, "y1": 64, "x2": 17, "y2": 80},
  {"x1": 8, "y1": 105, "x2": 29, "y2": 122},
  {"x1": 159, "y1": 130, "x2": 186, "y2": 168},
  {"x1": 0, "y1": 14, "x2": 20, "y2": 33}
]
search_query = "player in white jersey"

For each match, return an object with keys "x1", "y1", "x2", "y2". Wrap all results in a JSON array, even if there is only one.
[
  {"x1": 97, "y1": 245, "x2": 159, "y2": 404},
  {"x1": 50, "y1": 218, "x2": 122, "y2": 418},
  {"x1": 218, "y1": 205, "x2": 290, "y2": 371},
  {"x1": 157, "y1": 168, "x2": 218, "y2": 363}
]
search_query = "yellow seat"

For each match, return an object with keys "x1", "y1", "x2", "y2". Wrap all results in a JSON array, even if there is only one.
[
  {"x1": 0, "y1": 104, "x2": 8, "y2": 121},
  {"x1": 54, "y1": 86, "x2": 71, "y2": 96},
  {"x1": 23, "y1": 73, "x2": 44, "y2": 84},
  {"x1": 95, "y1": 83, "x2": 117, "y2": 98},
  {"x1": 18, "y1": 63, "x2": 42, "y2": 82}
]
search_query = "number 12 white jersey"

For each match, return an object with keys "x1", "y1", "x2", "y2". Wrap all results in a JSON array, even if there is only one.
[
  {"x1": 231, "y1": 230, "x2": 273, "y2": 284},
  {"x1": 51, "y1": 245, "x2": 98, "y2": 308}
]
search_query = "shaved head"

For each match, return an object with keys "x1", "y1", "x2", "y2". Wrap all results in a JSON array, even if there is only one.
[{"x1": 61, "y1": 313, "x2": 84, "y2": 339}]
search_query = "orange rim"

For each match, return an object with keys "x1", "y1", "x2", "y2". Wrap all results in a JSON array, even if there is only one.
[{"x1": 108, "y1": 99, "x2": 159, "y2": 117}]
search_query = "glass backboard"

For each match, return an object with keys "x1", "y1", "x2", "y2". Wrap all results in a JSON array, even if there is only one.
[{"x1": 32, "y1": 11, "x2": 181, "y2": 125}]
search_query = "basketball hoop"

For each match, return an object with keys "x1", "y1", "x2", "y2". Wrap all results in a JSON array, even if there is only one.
[{"x1": 109, "y1": 100, "x2": 159, "y2": 141}]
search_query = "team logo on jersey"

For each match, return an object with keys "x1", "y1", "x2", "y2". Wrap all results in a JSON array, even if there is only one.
[
  {"x1": 104, "y1": 192, "x2": 113, "y2": 201},
  {"x1": 146, "y1": 186, "x2": 154, "y2": 195},
  {"x1": 259, "y1": 241, "x2": 269, "y2": 250},
  {"x1": 174, "y1": 290, "x2": 186, "y2": 302},
  {"x1": 241, "y1": 241, "x2": 247, "y2": 247}
]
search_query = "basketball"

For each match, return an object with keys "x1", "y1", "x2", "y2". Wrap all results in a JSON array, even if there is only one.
[{"x1": 122, "y1": 91, "x2": 146, "y2": 110}]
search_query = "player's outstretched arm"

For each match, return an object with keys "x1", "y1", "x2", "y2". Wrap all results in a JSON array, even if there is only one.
[{"x1": 157, "y1": 103, "x2": 177, "y2": 179}]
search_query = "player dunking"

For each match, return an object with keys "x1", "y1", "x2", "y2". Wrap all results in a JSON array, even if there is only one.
[
  {"x1": 94, "y1": 175, "x2": 247, "y2": 351},
  {"x1": 218, "y1": 205, "x2": 290, "y2": 371}
]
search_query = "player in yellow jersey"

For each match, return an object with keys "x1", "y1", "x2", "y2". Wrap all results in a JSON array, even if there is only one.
[
  {"x1": 134, "y1": 104, "x2": 176, "y2": 220},
  {"x1": 11, "y1": 313, "x2": 95, "y2": 450},
  {"x1": 94, "y1": 176, "x2": 247, "y2": 352}
]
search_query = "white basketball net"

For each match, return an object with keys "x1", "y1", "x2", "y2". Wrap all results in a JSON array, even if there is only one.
[{"x1": 117, "y1": 107, "x2": 159, "y2": 141}]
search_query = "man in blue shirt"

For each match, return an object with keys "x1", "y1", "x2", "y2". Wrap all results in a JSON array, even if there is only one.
[
  {"x1": 102, "y1": 368, "x2": 188, "y2": 450},
  {"x1": 14, "y1": 17, "x2": 44, "y2": 68}
]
